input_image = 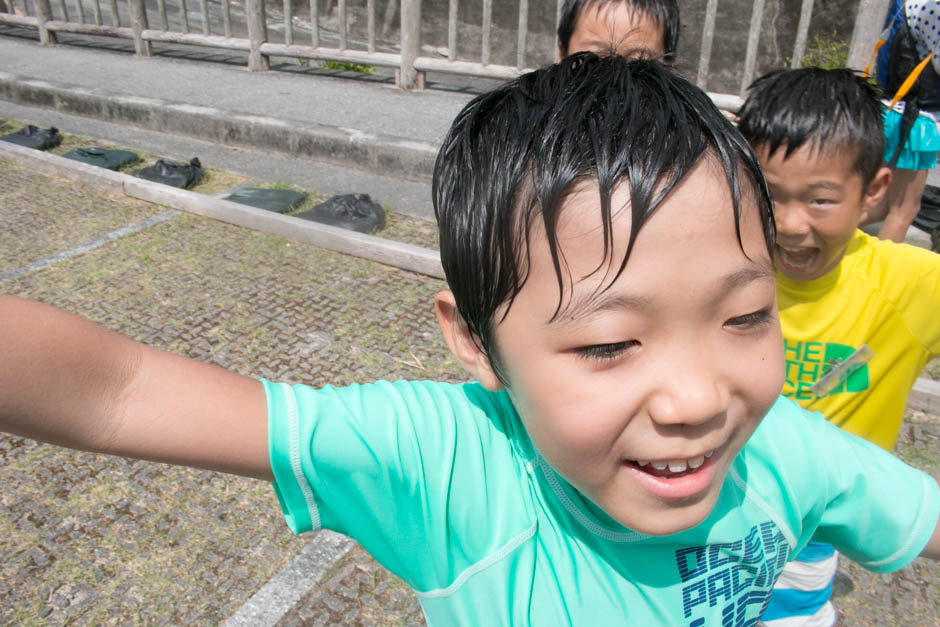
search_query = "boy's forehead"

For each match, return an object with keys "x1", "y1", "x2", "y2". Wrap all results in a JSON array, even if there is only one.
[
  {"x1": 524, "y1": 156, "x2": 758, "y2": 267},
  {"x1": 509, "y1": 158, "x2": 770, "y2": 319},
  {"x1": 572, "y1": 2, "x2": 665, "y2": 55},
  {"x1": 757, "y1": 140, "x2": 861, "y2": 179}
]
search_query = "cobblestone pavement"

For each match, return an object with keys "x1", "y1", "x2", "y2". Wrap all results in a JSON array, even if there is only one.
[
  {"x1": 0, "y1": 157, "x2": 462, "y2": 625},
  {"x1": 0, "y1": 158, "x2": 938, "y2": 625}
]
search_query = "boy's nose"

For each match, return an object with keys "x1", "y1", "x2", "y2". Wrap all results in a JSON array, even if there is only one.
[
  {"x1": 773, "y1": 203, "x2": 809, "y2": 238},
  {"x1": 647, "y1": 352, "x2": 729, "y2": 428}
]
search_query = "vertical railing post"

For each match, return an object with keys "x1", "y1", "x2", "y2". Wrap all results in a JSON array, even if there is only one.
[
  {"x1": 447, "y1": 0, "x2": 457, "y2": 60},
  {"x1": 398, "y1": 0, "x2": 424, "y2": 89},
  {"x1": 696, "y1": 0, "x2": 718, "y2": 89},
  {"x1": 847, "y1": 0, "x2": 885, "y2": 70},
  {"x1": 199, "y1": 0, "x2": 209, "y2": 35},
  {"x1": 247, "y1": 0, "x2": 270, "y2": 71},
  {"x1": 739, "y1": 0, "x2": 766, "y2": 96},
  {"x1": 284, "y1": 0, "x2": 293, "y2": 45},
  {"x1": 367, "y1": 0, "x2": 375, "y2": 53},
  {"x1": 789, "y1": 0, "x2": 815, "y2": 69},
  {"x1": 130, "y1": 0, "x2": 152, "y2": 56},
  {"x1": 222, "y1": 0, "x2": 231, "y2": 37},
  {"x1": 516, "y1": 0, "x2": 527, "y2": 69},
  {"x1": 310, "y1": 0, "x2": 319, "y2": 47},
  {"x1": 480, "y1": 0, "x2": 491, "y2": 65},
  {"x1": 35, "y1": 0, "x2": 57, "y2": 45}
]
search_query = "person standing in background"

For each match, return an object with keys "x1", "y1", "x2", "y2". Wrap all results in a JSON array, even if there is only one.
[{"x1": 863, "y1": 0, "x2": 940, "y2": 242}]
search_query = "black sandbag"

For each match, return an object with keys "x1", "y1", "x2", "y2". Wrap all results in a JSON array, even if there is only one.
[
  {"x1": 295, "y1": 193, "x2": 386, "y2": 233},
  {"x1": 132, "y1": 157, "x2": 204, "y2": 188},
  {"x1": 1, "y1": 125, "x2": 62, "y2": 150},
  {"x1": 225, "y1": 187, "x2": 307, "y2": 213},
  {"x1": 63, "y1": 146, "x2": 139, "y2": 170},
  {"x1": 914, "y1": 184, "x2": 940, "y2": 232}
]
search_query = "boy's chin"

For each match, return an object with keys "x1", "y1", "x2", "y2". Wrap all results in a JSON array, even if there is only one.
[
  {"x1": 626, "y1": 498, "x2": 717, "y2": 537},
  {"x1": 604, "y1": 482, "x2": 723, "y2": 537}
]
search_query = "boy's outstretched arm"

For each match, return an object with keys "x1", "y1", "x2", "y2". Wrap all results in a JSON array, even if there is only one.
[{"x1": 0, "y1": 295, "x2": 272, "y2": 481}]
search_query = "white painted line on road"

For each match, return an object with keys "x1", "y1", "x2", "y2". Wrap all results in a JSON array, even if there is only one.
[
  {"x1": 223, "y1": 530, "x2": 355, "y2": 627},
  {"x1": 0, "y1": 210, "x2": 178, "y2": 283}
]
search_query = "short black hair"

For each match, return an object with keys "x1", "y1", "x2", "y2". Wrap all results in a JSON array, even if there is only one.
[
  {"x1": 557, "y1": 0, "x2": 679, "y2": 62},
  {"x1": 737, "y1": 68, "x2": 886, "y2": 185},
  {"x1": 433, "y1": 54, "x2": 773, "y2": 381}
]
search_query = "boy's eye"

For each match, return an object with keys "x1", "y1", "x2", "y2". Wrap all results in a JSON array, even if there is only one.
[
  {"x1": 574, "y1": 341, "x2": 639, "y2": 362},
  {"x1": 810, "y1": 198, "x2": 836, "y2": 206},
  {"x1": 724, "y1": 308, "x2": 772, "y2": 329}
]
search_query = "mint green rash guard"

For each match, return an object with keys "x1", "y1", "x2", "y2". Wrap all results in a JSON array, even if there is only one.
[{"x1": 264, "y1": 380, "x2": 939, "y2": 626}]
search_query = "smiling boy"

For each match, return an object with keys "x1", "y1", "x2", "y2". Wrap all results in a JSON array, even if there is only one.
[
  {"x1": 1, "y1": 57, "x2": 938, "y2": 624},
  {"x1": 556, "y1": 0, "x2": 678, "y2": 64},
  {"x1": 738, "y1": 68, "x2": 940, "y2": 626}
]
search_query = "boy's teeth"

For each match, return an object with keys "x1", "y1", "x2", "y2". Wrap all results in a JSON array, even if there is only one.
[
  {"x1": 633, "y1": 450, "x2": 714, "y2": 473},
  {"x1": 777, "y1": 246, "x2": 816, "y2": 268}
]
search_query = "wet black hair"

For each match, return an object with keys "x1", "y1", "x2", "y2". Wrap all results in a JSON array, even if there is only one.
[
  {"x1": 433, "y1": 54, "x2": 774, "y2": 381},
  {"x1": 737, "y1": 68, "x2": 886, "y2": 185},
  {"x1": 556, "y1": 0, "x2": 679, "y2": 63}
]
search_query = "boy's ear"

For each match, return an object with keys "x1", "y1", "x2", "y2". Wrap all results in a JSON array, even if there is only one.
[
  {"x1": 434, "y1": 290, "x2": 504, "y2": 391},
  {"x1": 860, "y1": 166, "x2": 892, "y2": 223}
]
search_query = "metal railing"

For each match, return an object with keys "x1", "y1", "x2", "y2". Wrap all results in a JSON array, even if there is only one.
[{"x1": 0, "y1": 0, "x2": 884, "y2": 99}]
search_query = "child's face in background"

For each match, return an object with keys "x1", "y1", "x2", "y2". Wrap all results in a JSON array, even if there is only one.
[
  {"x1": 560, "y1": 3, "x2": 665, "y2": 60},
  {"x1": 756, "y1": 143, "x2": 887, "y2": 282},
  {"x1": 492, "y1": 158, "x2": 783, "y2": 536}
]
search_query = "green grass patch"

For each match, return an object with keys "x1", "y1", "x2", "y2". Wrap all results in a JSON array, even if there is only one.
[
  {"x1": 797, "y1": 32, "x2": 850, "y2": 70},
  {"x1": 319, "y1": 60, "x2": 376, "y2": 74}
]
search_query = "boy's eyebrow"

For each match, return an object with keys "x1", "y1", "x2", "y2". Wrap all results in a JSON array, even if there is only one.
[
  {"x1": 552, "y1": 292, "x2": 654, "y2": 326},
  {"x1": 804, "y1": 181, "x2": 843, "y2": 192},
  {"x1": 719, "y1": 266, "x2": 775, "y2": 293},
  {"x1": 549, "y1": 266, "x2": 774, "y2": 326},
  {"x1": 765, "y1": 179, "x2": 843, "y2": 194}
]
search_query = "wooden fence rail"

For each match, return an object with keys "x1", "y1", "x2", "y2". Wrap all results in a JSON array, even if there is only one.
[{"x1": 0, "y1": 0, "x2": 883, "y2": 96}]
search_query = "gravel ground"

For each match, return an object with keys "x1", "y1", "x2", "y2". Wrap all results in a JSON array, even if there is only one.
[{"x1": 0, "y1": 157, "x2": 937, "y2": 625}]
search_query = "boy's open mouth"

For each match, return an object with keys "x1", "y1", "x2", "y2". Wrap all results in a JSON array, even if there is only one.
[
  {"x1": 775, "y1": 245, "x2": 818, "y2": 273},
  {"x1": 626, "y1": 450, "x2": 714, "y2": 479}
]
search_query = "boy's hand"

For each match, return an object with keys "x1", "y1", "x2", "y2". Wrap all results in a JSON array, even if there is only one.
[{"x1": 0, "y1": 295, "x2": 272, "y2": 480}]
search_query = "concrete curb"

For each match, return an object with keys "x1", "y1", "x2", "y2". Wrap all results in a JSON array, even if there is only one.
[
  {"x1": 910, "y1": 377, "x2": 940, "y2": 414},
  {"x1": 0, "y1": 71, "x2": 439, "y2": 183},
  {"x1": 0, "y1": 140, "x2": 444, "y2": 279},
  {"x1": 223, "y1": 531, "x2": 355, "y2": 627}
]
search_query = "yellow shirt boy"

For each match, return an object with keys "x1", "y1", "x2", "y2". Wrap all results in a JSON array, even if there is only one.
[{"x1": 777, "y1": 229, "x2": 940, "y2": 451}]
